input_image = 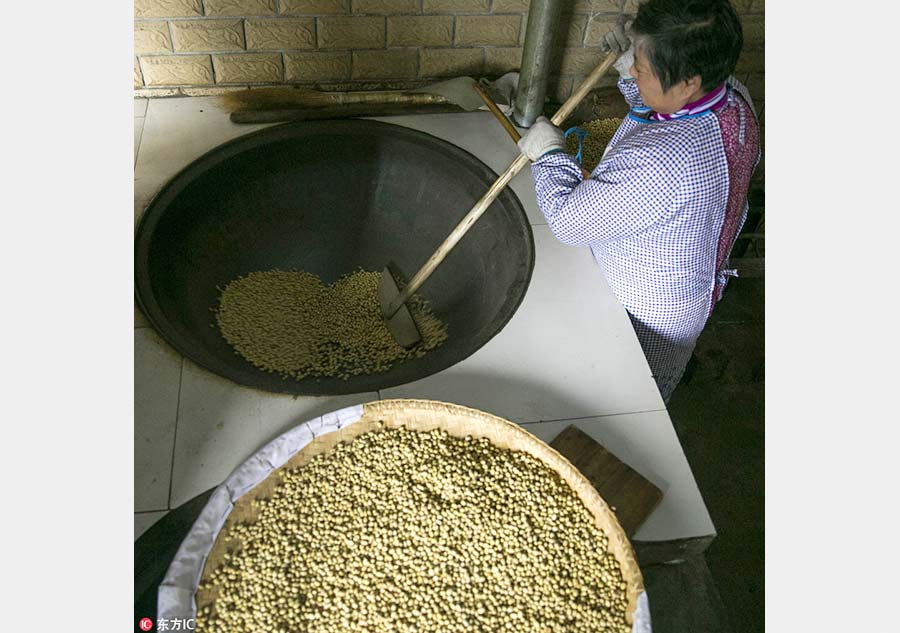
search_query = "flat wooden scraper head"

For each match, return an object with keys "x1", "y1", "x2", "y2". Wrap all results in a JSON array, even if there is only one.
[{"x1": 377, "y1": 267, "x2": 422, "y2": 349}]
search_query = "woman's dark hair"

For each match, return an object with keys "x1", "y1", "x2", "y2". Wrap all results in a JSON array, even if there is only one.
[{"x1": 631, "y1": 0, "x2": 743, "y2": 92}]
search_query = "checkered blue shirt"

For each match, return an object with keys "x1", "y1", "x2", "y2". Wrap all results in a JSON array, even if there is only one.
[{"x1": 531, "y1": 76, "x2": 758, "y2": 400}]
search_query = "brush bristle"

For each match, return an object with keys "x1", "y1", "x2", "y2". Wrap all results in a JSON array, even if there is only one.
[
  {"x1": 220, "y1": 87, "x2": 336, "y2": 112},
  {"x1": 220, "y1": 87, "x2": 450, "y2": 112}
]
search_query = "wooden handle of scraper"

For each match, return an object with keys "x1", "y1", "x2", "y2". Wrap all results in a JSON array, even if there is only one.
[
  {"x1": 384, "y1": 52, "x2": 618, "y2": 317},
  {"x1": 473, "y1": 82, "x2": 592, "y2": 180},
  {"x1": 473, "y1": 82, "x2": 522, "y2": 142}
]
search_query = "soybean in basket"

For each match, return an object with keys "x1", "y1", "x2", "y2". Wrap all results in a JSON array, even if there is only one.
[
  {"x1": 214, "y1": 269, "x2": 448, "y2": 380},
  {"x1": 565, "y1": 117, "x2": 623, "y2": 173},
  {"x1": 195, "y1": 425, "x2": 631, "y2": 633}
]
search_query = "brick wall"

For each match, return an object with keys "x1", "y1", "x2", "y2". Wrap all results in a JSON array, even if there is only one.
[
  {"x1": 134, "y1": 0, "x2": 763, "y2": 178},
  {"x1": 134, "y1": 0, "x2": 763, "y2": 100}
]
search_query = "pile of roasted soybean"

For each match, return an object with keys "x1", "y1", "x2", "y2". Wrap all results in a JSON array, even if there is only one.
[
  {"x1": 565, "y1": 117, "x2": 623, "y2": 173},
  {"x1": 196, "y1": 425, "x2": 630, "y2": 633},
  {"x1": 214, "y1": 269, "x2": 447, "y2": 380}
]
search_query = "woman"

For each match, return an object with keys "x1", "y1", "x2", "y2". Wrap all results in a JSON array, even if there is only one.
[{"x1": 518, "y1": 0, "x2": 760, "y2": 403}]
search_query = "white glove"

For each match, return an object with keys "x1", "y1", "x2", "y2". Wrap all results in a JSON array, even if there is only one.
[
  {"x1": 599, "y1": 15, "x2": 635, "y2": 80},
  {"x1": 517, "y1": 116, "x2": 565, "y2": 161},
  {"x1": 613, "y1": 47, "x2": 635, "y2": 80}
]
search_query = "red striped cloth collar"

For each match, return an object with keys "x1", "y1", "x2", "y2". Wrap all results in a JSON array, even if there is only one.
[{"x1": 649, "y1": 82, "x2": 728, "y2": 121}]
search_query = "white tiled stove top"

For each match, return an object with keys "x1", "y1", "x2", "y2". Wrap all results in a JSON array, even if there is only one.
[{"x1": 133, "y1": 97, "x2": 714, "y2": 545}]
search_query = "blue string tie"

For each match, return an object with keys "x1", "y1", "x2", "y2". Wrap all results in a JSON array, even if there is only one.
[{"x1": 564, "y1": 126, "x2": 589, "y2": 166}]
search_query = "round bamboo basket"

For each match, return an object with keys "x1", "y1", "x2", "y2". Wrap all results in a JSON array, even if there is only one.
[{"x1": 196, "y1": 399, "x2": 644, "y2": 627}]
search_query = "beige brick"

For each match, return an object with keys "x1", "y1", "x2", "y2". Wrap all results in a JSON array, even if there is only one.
[
  {"x1": 135, "y1": 0, "x2": 202, "y2": 18},
  {"x1": 171, "y1": 19, "x2": 245, "y2": 52},
  {"x1": 584, "y1": 15, "x2": 617, "y2": 47},
  {"x1": 741, "y1": 15, "x2": 764, "y2": 50},
  {"x1": 285, "y1": 51, "x2": 351, "y2": 80},
  {"x1": 134, "y1": 57, "x2": 144, "y2": 88},
  {"x1": 352, "y1": 49, "x2": 417, "y2": 79},
  {"x1": 572, "y1": 0, "x2": 621, "y2": 12},
  {"x1": 354, "y1": 0, "x2": 418, "y2": 12},
  {"x1": 140, "y1": 54, "x2": 214, "y2": 85},
  {"x1": 484, "y1": 47, "x2": 522, "y2": 74},
  {"x1": 388, "y1": 16, "x2": 453, "y2": 46},
  {"x1": 564, "y1": 14, "x2": 588, "y2": 47},
  {"x1": 318, "y1": 16, "x2": 385, "y2": 48},
  {"x1": 213, "y1": 53, "x2": 283, "y2": 82},
  {"x1": 492, "y1": 0, "x2": 529, "y2": 12},
  {"x1": 134, "y1": 21, "x2": 173, "y2": 54},
  {"x1": 280, "y1": 0, "x2": 349, "y2": 14},
  {"x1": 204, "y1": 0, "x2": 276, "y2": 15},
  {"x1": 457, "y1": 15, "x2": 520, "y2": 46},
  {"x1": 556, "y1": 48, "x2": 605, "y2": 76},
  {"x1": 623, "y1": 0, "x2": 643, "y2": 13},
  {"x1": 423, "y1": 0, "x2": 489, "y2": 12},
  {"x1": 420, "y1": 47, "x2": 482, "y2": 77},
  {"x1": 246, "y1": 18, "x2": 316, "y2": 49}
]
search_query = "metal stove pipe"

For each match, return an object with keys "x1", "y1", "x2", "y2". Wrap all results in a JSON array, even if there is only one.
[{"x1": 513, "y1": 0, "x2": 564, "y2": 128}]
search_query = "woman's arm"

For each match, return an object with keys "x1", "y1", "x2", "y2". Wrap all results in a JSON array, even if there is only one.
[{"x1": 530, "y1": 135, "x2": 683, "y2": 245}]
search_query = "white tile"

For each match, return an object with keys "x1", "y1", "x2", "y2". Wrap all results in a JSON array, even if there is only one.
[
  {"x1": 135, "y1": 328, "x2": 183, "y2": 512},
  {"x1": 382, "y1": 225, "x2": 664, "y2": 423},
  {"x1": 134, "y1": 116, "x2": 144, "y2": 165},
  {"x1": 170, "y1": 358, "x2": 379, "y2": 508},
  {"x1": 134, "y1": 98, "x2": 148, "y2": 118},
  {"x1": 371, "y1": 112, "x2": 547, "y2": 225},
  {"x1": 521, "y1": 411, "x2": 715, "y2": 542},
  {"x1": 135, "y1": 97, "x2": 276, "y2": 220},
  {"x1": 135, "y1": 511, "x2": 168, "y2": 541}
]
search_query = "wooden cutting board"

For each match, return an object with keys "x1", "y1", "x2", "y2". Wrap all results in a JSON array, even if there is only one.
[{"x1": 550, "y1": 425, "x2": 663, "y2": 538}]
